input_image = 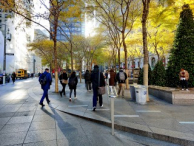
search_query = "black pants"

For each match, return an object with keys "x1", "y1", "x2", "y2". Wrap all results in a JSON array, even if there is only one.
[
  {"x1": 70, "y1": 89, "x2": 76, "y2": 98},
  {"x1": 86, "y1": 81, "x2": 91, "y2": 90},
  {"x1": 97, "y1": 94, "x2": 103, "y2": 106},
  {"x1": 181, "y1": 80, "x2": 188, "y2": 89},
  {"x1": 61, "y1": 83, "x2": 66, "y2": 95},
  {"x1": 12, "y1": 78, "x2": 15, "y2": 83}
]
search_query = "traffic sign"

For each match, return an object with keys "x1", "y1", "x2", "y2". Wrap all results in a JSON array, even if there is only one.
[{"x1": 6, "y1": 53, "x2": 14, "y2": 56}]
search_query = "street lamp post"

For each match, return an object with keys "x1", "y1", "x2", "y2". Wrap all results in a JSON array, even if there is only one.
[{"x1": 1, "y1": 24, "x2": 7, "y2": 85}]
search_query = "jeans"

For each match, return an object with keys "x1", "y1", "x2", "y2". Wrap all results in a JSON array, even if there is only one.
[
  {"x1": 118, "y1": 83, "x2": 125, "y2": 96},
  {"x1": 86, "y1": 81, "x2": 91, "y2": 90},
  {"x1": 70, "y1": 89, "x2": 76, "y2": 98},
  {"x1": 181, "y1": 80, "x2": 188, "y2": 89},
  {"x1": 93, "y1": 89, "x2": 103, "y2": 107},
  {"x1": 40, "y1": 89, "x2": 50, "y2": 104},
  {"x1": 61, "y1": 83, "x2": 66, "y2": 94}
]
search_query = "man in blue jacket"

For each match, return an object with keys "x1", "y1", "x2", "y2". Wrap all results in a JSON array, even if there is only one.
[{"x1": 39, "y1": 68, "x2": 52, "y2": 107}]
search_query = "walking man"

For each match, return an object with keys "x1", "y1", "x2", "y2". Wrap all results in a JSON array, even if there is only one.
[
  {"x1": 84, "y1": 70, "x2": 92, "y2": 91},
  {"x1": 39, "y1": 68, "x2": 52, "y2": 107},
  {"x1": 59, "y1": 70, "x2": 68, "y2": 96},
  {"x1": 91, "y1": 65, "x2": 105, "y2": 111},
  {"x1": 11, "y1": 72, "x2": 16, "y2": 84},
  {"x1": 116, "y1": 68, "x2": 127, "y2": 97}
]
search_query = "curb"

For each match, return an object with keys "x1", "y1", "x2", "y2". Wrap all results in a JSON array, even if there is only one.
[{"x1": 57, "y1": 109, "x2": 194, "y2": 146}]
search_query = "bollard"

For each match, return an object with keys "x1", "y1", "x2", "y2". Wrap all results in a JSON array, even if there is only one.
[{"x1": 109, "y1": 95, "x2": 116, "y2": 135}]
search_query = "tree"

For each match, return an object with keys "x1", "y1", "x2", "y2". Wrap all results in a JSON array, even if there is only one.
[
  {"x1": 138, "y1": 64, "x2": 152, "y2": 85},
  {"x1": 152, "y1": 60, "x2": 166, "y2": 86},
  {"x1": 166, "y1": 4, "x2": 194, "y2": 87},
  {"x1": 142, "y1": 0, "x2": 151, "y2": 101},
  {"x1": 0, "y1": 0, "x2": 83, "y2": 92}
]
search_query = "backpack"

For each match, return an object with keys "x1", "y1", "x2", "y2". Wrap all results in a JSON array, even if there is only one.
[
  {"x1": 69, "y1": 77, "x2": 76, "y2": 87},
  {"x1": 119, "y1": 72, "x2": 125, "y2": 81},
  {"x1": 85, "y1": 73, "x2": 91, "y2": 81},
  {"x1": 39, "y1": 74, "x2": 47, "y2": 85}
]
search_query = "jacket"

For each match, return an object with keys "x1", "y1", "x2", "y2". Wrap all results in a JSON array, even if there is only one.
[
  {"x1": 59, "y1": 73, "x2": 68, "y2": 80},
  {"x1": 109, "y1": 69, "x2": 116, "y2": 86},
  {"x1": 84, "y1": 71, "x2": 91, "y2": 82},
  {"x1": 179, "y1": 70, "x2": 189, "y2": 81},
  {"x1": 116, "y1": 70, "x2": 127, "y2": 84},
  {"x1": 91, "y1": 68, "x2": 105, "y2": 90},
  {"x1": 39, "y1": 71, "x2": 52, "y2": 90},
  {"x1": 68, "y1": 74, "x2": 78, "y2": 89}
]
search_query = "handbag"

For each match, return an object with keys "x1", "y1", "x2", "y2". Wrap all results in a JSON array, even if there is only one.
[
  {"x1": 98, "y1": 71, "x2": 105, "y2": 95},
  {"x1": 61, "y1": 74, "x2": 68, "y2": 84},
  {"x1": 62, "y1": 79, "x2": 68, "y2": 84}
]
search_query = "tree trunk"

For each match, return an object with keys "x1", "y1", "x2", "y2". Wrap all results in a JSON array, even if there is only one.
[
  {"x1": 142, "y1": 0, "x2": 150, "y2": 101},
  {"x1": 122, "y1": 32, "x2": 129, "y2": 89},
  {"x1": 118, "y1": 48, "x2": 120, "y2": 69},
  {"x1": 54, "y1": 40, "x2": 58, "y2": 92},
  {"x1": 70, "y1": 43, "x2": 73, "y2": 72}
]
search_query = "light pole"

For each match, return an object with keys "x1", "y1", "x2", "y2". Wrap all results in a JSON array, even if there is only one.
[
  {"x1": 0, "y1": 24, "x2": 7, "y2": 85},
  {"x1": 1, "y1": 24, "x2": 12, "y2": 85}
]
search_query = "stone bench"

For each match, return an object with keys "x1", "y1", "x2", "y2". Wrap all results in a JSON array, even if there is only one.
[{"x1": 149, "y1": 86, "x2": 194, "y2": 105}]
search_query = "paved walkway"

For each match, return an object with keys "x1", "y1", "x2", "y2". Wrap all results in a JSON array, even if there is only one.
[
  {"x1": 28, "y1": 78, "x2": 194, "y2": 145},
  {"x1": 0, "y1": 78, "x2": 179, "y2": 146}
]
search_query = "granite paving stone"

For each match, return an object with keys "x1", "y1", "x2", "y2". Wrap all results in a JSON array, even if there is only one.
[
  {"x1": 0, "y1": 132, "x2": 26, "y2": 146},
  {"x1": 0, "y1": 122, "x2": 30, "y2": 134},
  {"x1": 8, "y1": 116, "x2": 33, "y2": 124},
  {"x1": 24, "y1": 129, "x2": 56, "y2": 143},
  {"x1": 23, "y1": 140, "x2": 57, "y2": 146},
  {"x1": 29, "y1": 121, "x2": 56, "y2": 131},
  {"x1": 0, "y1": 117, "x2": 11, "y2": 125}
]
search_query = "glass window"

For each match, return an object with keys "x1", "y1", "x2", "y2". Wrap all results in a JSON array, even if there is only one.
[{"x1": 151, "y1": 57, "x2": 156, "y2": 68}]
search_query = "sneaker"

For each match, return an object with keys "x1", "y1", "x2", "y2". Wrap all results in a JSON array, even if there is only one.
[
  {"x1": 59, "y1": 92, "x2": 62, "y2": 97},
  {"x1": 47, "y1": 100, "x2": 50, "y2": 104},
  {"x1": 69, "y1": 98, "x2": 71, "y2": 102},
  {"x1": 100, "y1": 104, "x2": 103, "y2": 107},
  {"x1": 186, "y1": 89, "x2": 189, "y2": 91},
  {"x1": 74, "y1": 97, "x2": 77, "y2": 99},
  {"x1": 182, "y1": 89, "x2": 184, "y2": 91},
  {"x1": 93, "y1": 107, "x2": 96, "y2": 111},
  {"x1": 39, "y1": 103, "x2": 45, "y2": 107}
]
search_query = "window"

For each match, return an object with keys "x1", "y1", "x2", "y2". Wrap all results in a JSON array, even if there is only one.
[
  {"x1": 151, "y1": 57, "x2": 156, "y2": 68},
  {"x1": 0, "y1": 14, "x2": 1, "y2": 18},
  {"x1": 5, "y1": 14, "x2": 8, "y2": 18}
]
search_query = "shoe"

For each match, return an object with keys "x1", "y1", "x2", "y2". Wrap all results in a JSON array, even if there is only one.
[
  {"x1": 182, "y1": 89, "x2": 184, "y2": 91},
  {"x1": 122, "y1": 95, "x2": 124, "y2": 98},
  {"x1": 60, "y1": 92, "x2": 62, "y2": 97},
  {"x1": 186, "y1": 89, "x2": 189, "y2": 91},
  {"x1": 39, "y1": 103, "x2": 45, "y2": 107},
  {"x1": 100, "y1": 104, "x2": 103, "y2": 107},
  {"x1": 47, "y1": 100, "x2": 50, "y2": 104},
  {"x1": 69, "y1": 98, "x2": 71, "y2": 102},
  {"x1": 93, "y1": 107, "x2": 96, "y2": 111},
  {"x1": 74, "y1": 97, "x2": 77, "y2": 99}
]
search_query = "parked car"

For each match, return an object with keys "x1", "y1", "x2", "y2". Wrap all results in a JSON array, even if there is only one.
[{"x1": 0, "y1": 74, "x2": 10, "y2": 84}]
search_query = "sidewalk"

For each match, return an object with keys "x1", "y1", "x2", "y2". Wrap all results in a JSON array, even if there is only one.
[{"x1": 28, "y1": 80, "x2": 194, "y2": 145}]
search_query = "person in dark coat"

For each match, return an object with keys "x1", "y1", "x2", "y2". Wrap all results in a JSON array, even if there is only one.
[
  {"x1": 59, "y1": 70, "x2": 68, "y2": 96},
  {"x1": 91, "y1": 65, "x2": 105, "y2": 111},
  {"x1": 109, "y1": 69, "x2": 116, "y2": 86},
  {"x1": 11, "y1": 72, "x2": 16, "y2": 84},
  {"x1": 39, "y1": 68, "x2": 52, "y2": 107},
  {"x1": 116, "y1": 68, "x2": 127, "y2": 97},
  {"x1": 68, "y1": 71, "x2": 78, "y2": 102},
  {"x1": 84, "y1": 70, "x2": 91, "y2": 91}
]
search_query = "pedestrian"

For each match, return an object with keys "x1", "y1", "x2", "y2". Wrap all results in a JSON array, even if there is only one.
[
  {"x1": 91, "y1": 65, "x2": 105, "y2": 111},
  {"x1": 84, "y1": 70, "x2": 92, "y2": 91},
  {"x1": 11, "y1": 72, "x2": 16, "y2": 84},
  {"x1": 179, "y1": 68, "x2": 189, "y2": 91},
  {"x1": 59, "y1": 70, "x2": 68, "y2": 97},
  {"x1": 109, "y1": 69, "x2": 117, "y2": 96},
  {"x1": 38, "y1": 72, "x2": 41, "y2": 77},
  {"x1": 116, "y1": 67, "x2": 127, "y2": 97},
  {"x1": 39, "y1": 68, "x2": 52, "y2": 107},
  {"x1": 68, "y1": 71, "x2": 78, "y2": 102}
]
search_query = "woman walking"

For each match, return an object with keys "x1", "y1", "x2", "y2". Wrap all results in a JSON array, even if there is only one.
[
  {"x1": 59, "y1": 70, "x2": 68, "y2": 97},
  {"x1": 109, "y1": 69, "x2": 117, "y2": 96},
  {"x1": 68, "y1": 71, "x2": 78, "y2": 102}
]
